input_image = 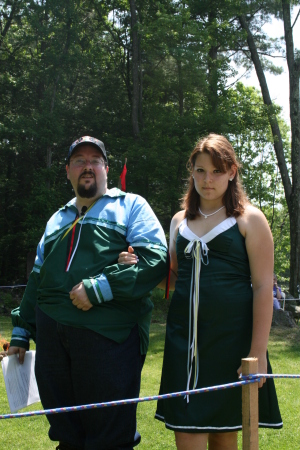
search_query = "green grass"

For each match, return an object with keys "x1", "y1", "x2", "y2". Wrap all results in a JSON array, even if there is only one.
[
  {"x1": 1, "y1": 313, "x2": 300, "y2": 449},
  {"x1": 138, "y1": 324, "x2": 300, "y2": 450},
  {"x1": 252, "y1": 327, "x2": 300, "y2": 450},
  {"x1": 0, "y1": 317, "x2": 51, "y2": 449},
  {"x1": 150, "y1": 288, "x2": 172, "y2": 324}
]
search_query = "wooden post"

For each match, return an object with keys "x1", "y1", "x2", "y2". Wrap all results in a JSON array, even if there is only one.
[{"x1": 242, "y1": 357, "x2": 259, "y2": 450}]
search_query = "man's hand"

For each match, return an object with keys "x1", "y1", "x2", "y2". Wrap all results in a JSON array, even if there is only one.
[
  {"x1": 69, "y1": 282, "x2": 93, "y2": 311},
  {"x1": 7, "y1": 346, "x2": 27, "y2": 364}
]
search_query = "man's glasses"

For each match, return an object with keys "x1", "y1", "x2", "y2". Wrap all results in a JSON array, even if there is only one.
[{"x1": 70, "y1": 158, "x2": 105, "y2": 167}]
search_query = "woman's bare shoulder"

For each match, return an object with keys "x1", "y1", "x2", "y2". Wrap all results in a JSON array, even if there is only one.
[
  {"x1": 172, "y1": 209, "x2": 186, "y2": 223},
  {"x1": 237, "y1": 204, "x2": 270, "y2": 237},
  {"x1": 242, "y1": 204, "x2": 268, "y2": 221},
  {"x1": 170, "y1": 210, "x2": 185, "y2": 238}
]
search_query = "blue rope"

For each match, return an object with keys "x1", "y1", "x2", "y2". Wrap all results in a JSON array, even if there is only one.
[
  {"x1": 2, "y1": 372, "x2": 300, "y2": 420},
  {"x1": 241, "y1": 373, "x2": 300, "y2": 380},
  {"x1": 0, "y1": 378, "x2": 260, "y2": 420}
]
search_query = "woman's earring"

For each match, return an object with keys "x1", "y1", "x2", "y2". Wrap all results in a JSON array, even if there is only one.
[{"x1": 229, "y1": 178, "x2": 233, "y2": 181}]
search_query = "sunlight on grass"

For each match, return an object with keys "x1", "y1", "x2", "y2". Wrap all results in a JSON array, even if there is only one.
[
  {"x1": 138, "y1": 324, "x2": 300, "y2": 450},
  {"x1": 0, "y1": 317, "x2": 300, "y2": 449},
  {"x1": 255, "y1": 327, "x2": 300, "y2": 450}
]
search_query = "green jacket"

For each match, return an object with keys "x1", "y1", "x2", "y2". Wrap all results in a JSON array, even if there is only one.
[{"x1": 11, "y1": 188, "x2": 168, "y2": 354}]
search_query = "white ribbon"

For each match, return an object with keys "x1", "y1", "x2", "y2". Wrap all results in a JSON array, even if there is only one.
[{"x1": 184, "y1": 239, "x2": 209, "y2": 402}]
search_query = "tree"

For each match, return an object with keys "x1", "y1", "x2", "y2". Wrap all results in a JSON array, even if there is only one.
[
  {"x1": 0, "y1": 0, "x2": 294, "y2": 287},
  {"x1": 238, "y1": 0, "x2": 300, "y2": 296}
]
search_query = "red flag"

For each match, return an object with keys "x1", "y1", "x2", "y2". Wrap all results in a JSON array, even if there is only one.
[{"x1": 120, "y1": 160, "x2": 127, "y2": 191}]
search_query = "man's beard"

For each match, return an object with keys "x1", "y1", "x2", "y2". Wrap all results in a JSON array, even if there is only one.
[{"x1": 77, "y1": 176, "x2": 98, "y2": 198}]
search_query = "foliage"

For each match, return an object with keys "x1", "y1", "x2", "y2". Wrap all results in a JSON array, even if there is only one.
[
  {"x1": 150, "y1": 288, "x2": 172, "y2": 323},
  {"x1": 0, "y1": 0, "x2": 293, "y2": 284},
  {"x1": 237, "y1": 0, "x2": 300, "y2": 295}
]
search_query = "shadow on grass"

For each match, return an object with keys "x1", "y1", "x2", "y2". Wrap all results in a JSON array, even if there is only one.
[
  {"x1": 150, "y1": 288, "x2": 172, "y2": 324},
  {"x1": 269, "y1": 325, "x2": 300, "y2": 360},
  {"x1": 148, "y1": 323, "x2": 166, "y2": 355}
]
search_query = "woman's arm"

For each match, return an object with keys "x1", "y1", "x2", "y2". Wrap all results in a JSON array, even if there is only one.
[
  {"x1": 237, "y1": 205, "x2": 274, "y2": 387},
  {"x1": 118, "y1": 246, "x2": 169, "y2": 290},
  {"x1": 117, "y1": 210, "x2": 185, "y2": 292},
  {"x1": 165, "y1": 211, "x2": 183, "y2": 291}
]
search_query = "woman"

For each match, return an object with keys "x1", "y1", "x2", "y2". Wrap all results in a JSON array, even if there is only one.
[{"x1": 119, "y1": 134, "x2": 282, "y2": 450}]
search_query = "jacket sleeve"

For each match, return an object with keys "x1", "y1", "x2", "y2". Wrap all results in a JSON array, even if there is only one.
[
  {"x1": 10, "y1": 235, "x2": 45, "y2": 346},
  {"x1": 83, "y1": 197, "x2": 168, "y2": 305}
]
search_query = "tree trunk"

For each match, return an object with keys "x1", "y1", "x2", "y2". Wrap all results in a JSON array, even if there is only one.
[
  {"x1": 239, "y1": 9, "x2": 300, "y2": 296},
  {"x1": 239, "y1": 14, "x2": 292, "y2": 203},
  {"x1": 138, "y1": 34, "x2": 143, "y2": 128},
  {"x1": 0, "y1": 0, "x2": 20, "y2": 47},
  {"x1": 46, "y1": 3, "x2": 72, "y2": 175},
  {"x1": 129, "y1": 0, "x2": 140, "y2": 138},
  {"x1": 208, "y1": 44, "x2": 218, "y2": 118},
  {"x1": 207, "y1": 10, "x2": 219, "y2": 127},
  {"x1": 282, "y1": 0, "x2": 300, "y2": 296},
  {"x1": 177, "y1": 60, "x2": 184, "y2": 117}
]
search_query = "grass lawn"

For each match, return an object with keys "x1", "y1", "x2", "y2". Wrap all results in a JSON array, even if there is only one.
[{"x1": 0, "y1": 308, "x2": 300, "y2": 449}]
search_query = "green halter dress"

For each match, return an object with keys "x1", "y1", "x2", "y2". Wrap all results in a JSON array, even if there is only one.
[{"x1": 155, "y1": 217, "x2": 282, "y2": 432}]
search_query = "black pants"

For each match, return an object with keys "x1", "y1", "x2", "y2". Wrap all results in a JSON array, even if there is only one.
[{"x1": 35, "y1": 307, "x2": 144, "y2": 450}]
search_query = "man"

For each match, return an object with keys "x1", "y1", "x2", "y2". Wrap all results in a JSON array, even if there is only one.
[
  {"x1": 8, "y1": 136, "x2": 167, "y2": 450},
  {"x1": 273, "y1": 273, "x2": 282, "y2": 310}
]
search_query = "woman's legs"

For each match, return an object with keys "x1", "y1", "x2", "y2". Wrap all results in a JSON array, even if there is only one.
[
  {"x1": 208, "y1": 432, "x2": 238, "y2": 450},
  {"x1": 175, "y1": 432, "x2": 208, "y2": 450},
  {"x1": 175, "y1": 431, "x2": 238, "y2": 450}
]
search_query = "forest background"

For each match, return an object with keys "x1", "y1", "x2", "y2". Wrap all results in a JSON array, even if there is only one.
[{"x1": 0, "y1": 0, "x2": 299, "y2": 294}]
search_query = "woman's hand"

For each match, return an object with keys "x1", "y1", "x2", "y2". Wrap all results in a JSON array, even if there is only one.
[
  {"x1": 118, "y1": 246, "x2": 139, "y2": 265},
  {"x1": 237, "y1": 352, "x2": 267, "y2": 388}
]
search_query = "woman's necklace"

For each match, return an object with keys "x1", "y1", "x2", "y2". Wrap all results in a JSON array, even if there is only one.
[{"x1": 198, "y1": 205, "x2": 225, "y2": 219}]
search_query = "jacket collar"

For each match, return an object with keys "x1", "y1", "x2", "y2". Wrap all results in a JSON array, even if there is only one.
[{"x1": 60, "y1": 188, "x2": 126, "y2": 212}]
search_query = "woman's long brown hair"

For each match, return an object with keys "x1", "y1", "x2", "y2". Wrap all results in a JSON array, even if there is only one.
[{"x1": 181, "y1": 134, "x2": 248, "y2": 220}]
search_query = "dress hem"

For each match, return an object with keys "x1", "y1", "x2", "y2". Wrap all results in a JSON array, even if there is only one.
[{"x1": 154, "y1": 414, "x2": 283, "y2": 432}]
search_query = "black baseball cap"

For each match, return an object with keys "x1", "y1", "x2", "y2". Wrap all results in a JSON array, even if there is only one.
[{"x1": 67, "y1": 136, "x2": 107, "y2": 163}]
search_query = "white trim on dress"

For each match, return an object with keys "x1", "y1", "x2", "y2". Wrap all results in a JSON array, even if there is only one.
[
  {"x1": 155, "y1": 413, "x2": 283, "y2": 431},
  {"x1": 179, "y1": 217, "x2": 236, "y2": 244},
  {"x1": 157, "y1": 216, "x2": 283, "y2": 432}
]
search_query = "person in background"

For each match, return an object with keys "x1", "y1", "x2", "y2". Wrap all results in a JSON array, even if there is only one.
[
  {"x1": 119, "y1": 134, "x2": 282, "y2": 450},
  {"x1": 8, "y1": 136, "x2": 167, "y2": 450},
  {"x1": 273, "y1": 273, "x2": 282, "y2": 310}
]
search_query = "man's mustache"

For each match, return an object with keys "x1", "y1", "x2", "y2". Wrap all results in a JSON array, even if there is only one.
[{"x1": 79, "y1": 171, "x2": 95, "y2": 180}]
